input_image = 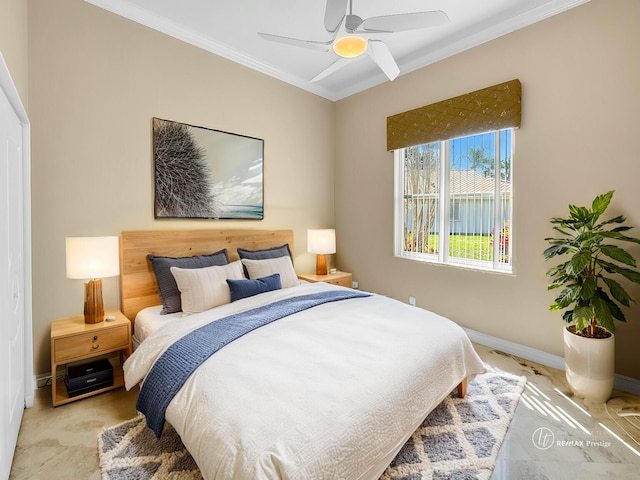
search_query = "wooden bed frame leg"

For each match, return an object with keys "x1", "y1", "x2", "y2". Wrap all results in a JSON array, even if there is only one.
[{"x1": 457, "y1": 378, "x2": 468, "y2": 398}]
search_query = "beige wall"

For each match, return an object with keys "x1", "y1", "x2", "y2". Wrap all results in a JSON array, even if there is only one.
[
  {"x1": 28, "y1": 0, "x2": 336, "y2": 374},
  {"x1": 335, "y1": 0, "x2": 640, "y2": 380},
  {"x1": 22, "y1": 0, "x2": 640, "y2": 381},
  {"x1": 0, "y1": 0, "x2": 28, "y2": 106}
]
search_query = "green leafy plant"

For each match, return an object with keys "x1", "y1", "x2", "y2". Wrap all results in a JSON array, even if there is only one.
[{"x1": 544, "y1": 191, "x2": 640, "y2": 337}]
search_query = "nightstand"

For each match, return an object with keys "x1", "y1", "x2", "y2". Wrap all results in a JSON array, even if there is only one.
[
  {"x1": 50, "y1": 310, "x2": 132, "y2": 407},
  {"x1": 298, "y1": 271, "x2": 353, "y2": 288}
]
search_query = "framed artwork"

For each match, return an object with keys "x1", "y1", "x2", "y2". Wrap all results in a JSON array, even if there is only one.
[{"x1": 153, "y1": 117, "x2": 264, "y2": 219}]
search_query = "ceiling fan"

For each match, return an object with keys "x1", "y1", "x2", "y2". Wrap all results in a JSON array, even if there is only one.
[{"x1": 258, "y1": 0, "x2": 450, "y2": 82}]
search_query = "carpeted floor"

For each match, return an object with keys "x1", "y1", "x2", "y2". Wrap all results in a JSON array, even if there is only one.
[{"x1": 98, "y1": 367, "x2": 525, "y2": 480}]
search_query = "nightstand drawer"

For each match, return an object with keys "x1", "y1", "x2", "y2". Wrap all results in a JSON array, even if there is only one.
[
  {"x1": 325, "y1": 277, "x2": 351, "y2": 287},
  {"x1": 54, "y1": 325, "x2": 129, "y2": 362},
  {"x1": 298, "y1": 271, "x2": 353, "y2": 288}
]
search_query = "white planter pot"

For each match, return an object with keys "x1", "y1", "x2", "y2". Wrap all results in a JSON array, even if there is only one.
[{"x1": 563, "y1": 327, "x2": 615, "y2": 402}]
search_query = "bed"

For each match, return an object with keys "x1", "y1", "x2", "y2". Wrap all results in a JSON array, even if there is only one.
[{"x1": 120, "y1": 229, "x2": 485, "y2": 480}]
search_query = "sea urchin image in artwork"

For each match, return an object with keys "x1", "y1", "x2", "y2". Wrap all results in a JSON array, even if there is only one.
[{"x1": 153, "y1": 118, "x2": 264, "y2": 219}]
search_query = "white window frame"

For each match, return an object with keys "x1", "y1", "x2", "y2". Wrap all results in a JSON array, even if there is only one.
[{"x1": 393, "y1": 129, "x2": 514, "y2": 273}]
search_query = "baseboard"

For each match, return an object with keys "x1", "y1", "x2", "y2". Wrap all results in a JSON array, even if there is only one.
[
  {"x1": 613, "y1": 374, "x2": 640, "y2": 397},
  {"x1": 24, "y1": 374, "x2": 37, "y2": 408},
  {"x1": 464, "y1": 327, "x2": 640, "y2": 397}
]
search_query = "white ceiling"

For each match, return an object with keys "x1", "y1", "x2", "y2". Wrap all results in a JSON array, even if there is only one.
[{"x1": 85, "y1": 0, "x2": 590, "y2": 101}]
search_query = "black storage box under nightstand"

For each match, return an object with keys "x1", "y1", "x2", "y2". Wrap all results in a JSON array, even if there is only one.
[{"x1": 64, "y1": 358, "x2": 114, "y2": 397}]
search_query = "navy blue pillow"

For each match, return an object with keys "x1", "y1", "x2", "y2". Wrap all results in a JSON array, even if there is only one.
[
  {"x1": 226, "y1": 274, "x2": 282, "y2": 302},
  {"x1": 148, "y1": 249, "x2": 229, "y2": 314}
]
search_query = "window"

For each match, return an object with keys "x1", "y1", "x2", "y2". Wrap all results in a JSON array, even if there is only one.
[{"x1": 394, "y1": 128, "x2": 513, "y2": 273}]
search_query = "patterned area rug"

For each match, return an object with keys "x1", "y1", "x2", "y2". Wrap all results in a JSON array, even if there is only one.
[
  {"x1": 381, "y1": 368, "x2": 525, "y2": 480},
  {"x1": 98, "y1": 368, "x2": 525, "y2": 480}
]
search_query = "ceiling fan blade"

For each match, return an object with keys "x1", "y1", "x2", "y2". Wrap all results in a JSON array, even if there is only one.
[
  {"x1": 360, "y1": 11, "x2": 450, "y2": 32},
  {"x1": 257, "y1": 32, "x2": 331, "y2": 52},
  {"x1": 310, "y1": 57, "x2": 351, "y2": 82},
  {"x1": 324, "y1": 0, "x2": 348, "y2": 33},
  {"x1": 366, "y1": 40, "x2": 400, "y2": 80}
]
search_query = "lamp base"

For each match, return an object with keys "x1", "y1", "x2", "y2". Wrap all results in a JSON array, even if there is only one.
[
  {"x1": 84, "y1": 279, "x2": 105, "y2": 324},
  {"x1": 315, "y1": 254, "x2": 328, "y2": 276}
]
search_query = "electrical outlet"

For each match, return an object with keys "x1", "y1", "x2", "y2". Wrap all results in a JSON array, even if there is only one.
[
  {"x1": 352, "y1": 281, "x2": 359, "y2": 289},
  {"x1": 409, "y1": 296, "x2": 416, "y2": 306}
]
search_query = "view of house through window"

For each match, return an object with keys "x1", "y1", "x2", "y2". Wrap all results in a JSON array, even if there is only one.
[{"x1": 394, "y1": 128, "x2": 513, "y2": 273}]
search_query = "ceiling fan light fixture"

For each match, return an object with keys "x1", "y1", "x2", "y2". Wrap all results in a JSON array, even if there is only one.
[{"x1": 333, "y1": 36, "x2": 367, "y2": 58}]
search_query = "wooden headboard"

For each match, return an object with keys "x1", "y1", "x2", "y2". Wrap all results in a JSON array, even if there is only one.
[{"x1": 120, "y1": 229, "x2": 295, "y2": 324}]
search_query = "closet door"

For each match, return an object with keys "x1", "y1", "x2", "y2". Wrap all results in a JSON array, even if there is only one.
[{"x1": 0, "y1": 64, "x2": 26, "y2": 480}]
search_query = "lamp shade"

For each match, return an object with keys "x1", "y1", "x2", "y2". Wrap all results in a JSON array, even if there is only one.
[
  {"x1": 307, "y1": 229, "x2": 336, "y2": 255},
  {"x1": 66, "y1": 236, "x2": 120, "y2": 279}
]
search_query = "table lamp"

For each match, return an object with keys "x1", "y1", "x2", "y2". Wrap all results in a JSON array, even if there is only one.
[
  {"x1": 307, "y1": 229, "x2": 336, "y2": 276},
  {"x1": 66, "y1": 236, "x2": 120, "y2": 324}
]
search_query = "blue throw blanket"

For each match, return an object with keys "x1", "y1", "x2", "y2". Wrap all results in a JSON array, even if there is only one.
[{"x1": 137, "y1": 289, "x2": 371, "y2": 437}]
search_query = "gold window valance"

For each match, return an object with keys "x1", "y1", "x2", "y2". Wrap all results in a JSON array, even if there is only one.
[{"x1": 387, "y1": 79, "x2": 521, "y2": 151}]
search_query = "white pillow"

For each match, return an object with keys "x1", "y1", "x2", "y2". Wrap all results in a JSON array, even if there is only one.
[
  {"x1": 170, "y1": 260, "x2": 244, "y2": 315},
  {"x1": 241, "y1": 256, "x2": 299, "y2": 289}
]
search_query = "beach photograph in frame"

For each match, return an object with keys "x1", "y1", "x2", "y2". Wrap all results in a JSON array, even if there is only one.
[{"x1": 153, "y1": 117, "x2": 264, "y2": 219}]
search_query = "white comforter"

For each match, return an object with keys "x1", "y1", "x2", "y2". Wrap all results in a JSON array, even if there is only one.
[{"x1": 125, "y1": 282, "x2": 485, "y2": 480}]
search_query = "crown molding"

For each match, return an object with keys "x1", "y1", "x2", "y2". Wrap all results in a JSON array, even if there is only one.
[
  {"x1": 401, "y1": 0, "x2": 592, "y2": 77},
  {"x1": 84, "y1": 0, "x2": 338, "y2": 100},
  {"x1": 85, "y1": 0, "x2": 592, "y2": 102}
]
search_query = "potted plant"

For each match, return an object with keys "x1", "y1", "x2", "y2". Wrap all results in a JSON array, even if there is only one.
[{"x1": 544, "y1": 190, "x2": 640, "y2": 402}]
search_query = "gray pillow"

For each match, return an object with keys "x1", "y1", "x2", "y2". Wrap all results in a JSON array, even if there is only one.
[
  {"x1": 237, "y1": 244, "x2": 292, "y2": 277},
  {"x1": 148, "y1": 249, "x2": 229, "y2": 314},
  {"x1": 237, "y1": 244, "x2": 292, "y2": 260}
]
